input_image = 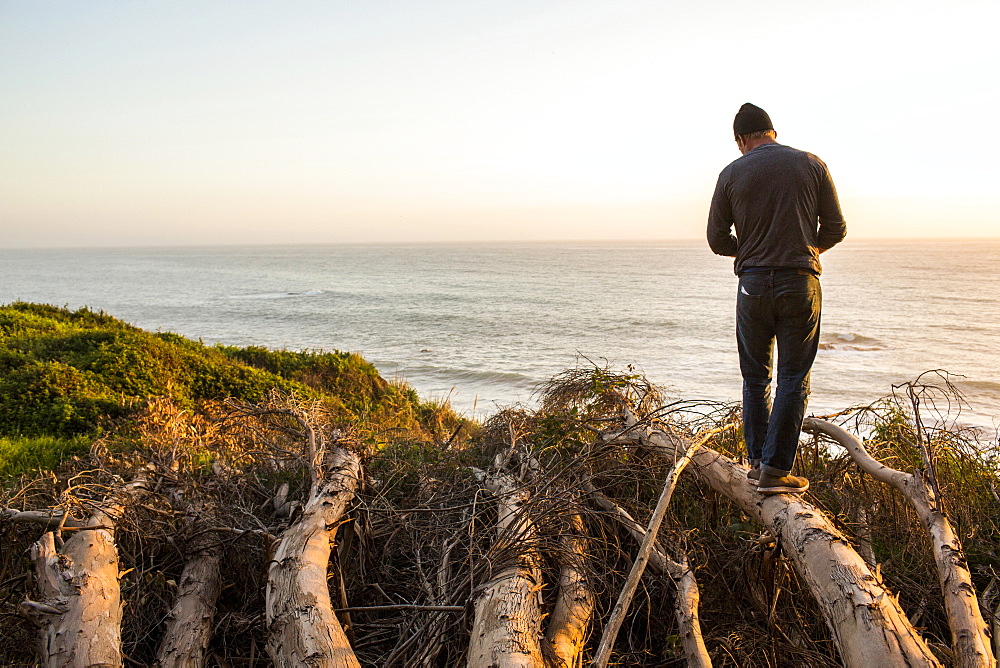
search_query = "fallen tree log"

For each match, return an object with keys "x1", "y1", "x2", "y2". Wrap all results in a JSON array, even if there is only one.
[
  {"x1": 626, "y1": 413, "x2": 943, "y2": 667},
  {"x1": 804, "y1": 417, "x2": 995, "y2": 668},
  {"x1": 467, "y1": 463, "x2": 545, "y2": 668},
  {"x1": 266, "y1": 446, "x2": 362, "y2": 668},
  {"x1": 545, "y1": 513, "x2": 594, "y2": 668},
  {"x1": 24, "y1": 520, "x2": 123, "y2": 668},
  {"x1": 18, "y1": 472, "x2": 149, "y2": 668},
  {"x1": 154, "y1": 533, "x2": 224, "y2": 668}
]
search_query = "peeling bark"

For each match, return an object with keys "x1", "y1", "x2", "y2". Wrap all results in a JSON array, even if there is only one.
[
  {"x1": 629, "y1": 415, "x2": 942, "y2": 667},
  {"x1": 805, "y1": 418, "x2": 995, "y2": 668},
  {"x1": 265, "y1": 446, "x2": 362, "y2": 668},
  {"x1": 18, "y1": 470, "x2": 150, "y2": 668},
  {"x1": 23, "y1": 514, "x2": 124, "y2": 668},
  {"x1": 545, "y1": 514, "x2": 594, "y2": 668},
  {"x1": 467, "y1": 467, "x2": 544, "y2": 668},
  {"x1": 154, "y1": 536, "x2": 223, "y2": 668}
]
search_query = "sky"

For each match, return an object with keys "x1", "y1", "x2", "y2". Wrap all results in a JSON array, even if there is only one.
[{"x1": 1, "y1": 0, "x2": 998, "y2": 248}]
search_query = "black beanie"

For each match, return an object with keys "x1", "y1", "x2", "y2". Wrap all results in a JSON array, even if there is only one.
[{"x1": 733, "y1": 103, "x2": 773, "y2": 136}]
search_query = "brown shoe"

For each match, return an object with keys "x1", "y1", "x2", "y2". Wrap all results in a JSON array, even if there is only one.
[
  {"x1": 757, "y1": 472, "x2": 809, "y2": 495},
  {"x1": 747, "y1": 466, "x2": 760, "y2": 486}
]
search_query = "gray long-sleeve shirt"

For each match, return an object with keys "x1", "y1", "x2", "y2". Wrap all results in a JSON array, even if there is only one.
[{"x1": 707, "y1": 143, "x2": 846, "y2": 275}]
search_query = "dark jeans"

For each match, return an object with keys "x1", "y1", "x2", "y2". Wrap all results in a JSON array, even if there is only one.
[{"x1": 737, "y1": 270, "x2": 821, "y2": 475}]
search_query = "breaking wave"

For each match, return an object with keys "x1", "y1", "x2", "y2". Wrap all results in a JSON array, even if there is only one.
[
  {"x1": 230, "y1": 290, "x2": 325, "y2": 300},
  {"x1": 819, "y1": 332, "x2": 885, "y2": 352},
  {"x1": 398, "y1": 365, "x2": 538, "y2": 390}
]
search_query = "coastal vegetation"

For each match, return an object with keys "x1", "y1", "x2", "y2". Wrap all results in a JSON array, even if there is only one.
[
  {"x1": 0, "y1": 304, "x2": 997, "y2": 666},
  {"x1": 0, "y1": 301, "x2": 456, "y2": 458}
]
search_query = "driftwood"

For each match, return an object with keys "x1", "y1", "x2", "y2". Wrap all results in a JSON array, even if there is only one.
[
  {"x1": 545, "y1": 513, "x2": 595, "y2": 668},
  {"x1": 467, "y1": 463, "x2": 544, "y2": 667},
  {"x1": 18, "y1": 472, "x2": 149, "y2": 668},
  {"x1": 805, "y1": 417, "x2": 996, "y2": 668},
  {"x1": 585, "y1": 483, "x2": 711, "y2": 667},
  {"x1": 265, "y1": 446, "x2": 362, "y2": 668},
  {"x1": 154, "y1": 533, "x2": 224, "y2": 668},
  {"x1": 626, "y1": 413, "x2": 943, "y2": 667}
]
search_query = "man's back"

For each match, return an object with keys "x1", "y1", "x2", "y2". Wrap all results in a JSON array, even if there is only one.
[
  {"x1": 706, "y1": 102, "x2": 846, "y2": 496},
  {"x1": 708, "y1": 143, "x2": 845, "y2": 275}
]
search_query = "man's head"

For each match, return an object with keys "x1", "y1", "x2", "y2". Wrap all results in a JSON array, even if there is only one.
[{"x1": 734, "y1": 103, "x2": 777, "y2": 154}]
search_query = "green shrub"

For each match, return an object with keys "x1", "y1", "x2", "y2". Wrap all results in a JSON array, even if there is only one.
[
  {"x1": 218, "y1": 346, "x2": 397, "y2": 414},
  {"x1": 0, "y1": 359, "x2": 125, "y2": 436},
  {"x1": 0, "y1": 434, "x2": 90, "y2": 478},
  {"x1": 0, "y1": 303, "x2": 453, "y2": 453}
]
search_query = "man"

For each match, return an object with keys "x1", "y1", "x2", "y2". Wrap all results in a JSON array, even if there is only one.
[{"x1": 708, "y1": 103, "x2": 846, "y2": 495}]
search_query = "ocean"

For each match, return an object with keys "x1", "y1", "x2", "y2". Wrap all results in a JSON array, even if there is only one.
[{"x1": 1, "y1": 239, "x2": 998, "y2": 430}]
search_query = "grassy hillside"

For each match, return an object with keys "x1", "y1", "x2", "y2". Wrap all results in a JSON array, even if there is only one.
[{"x1": 0, "y1": 302, "x2": 462, "y2": 476}]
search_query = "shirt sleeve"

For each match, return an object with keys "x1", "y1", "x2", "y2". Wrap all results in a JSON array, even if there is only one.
[
  {"x1": 815, "y1": 162, "x2": 846, "y2": 249},
  {"x1": 707, "y1": 172, "x2": 738, "y2": 257}
]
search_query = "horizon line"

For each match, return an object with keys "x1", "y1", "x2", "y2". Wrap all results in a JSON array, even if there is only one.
[{"x1": 2, "y1": 235, "x2": 1000, "y2": 253}]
